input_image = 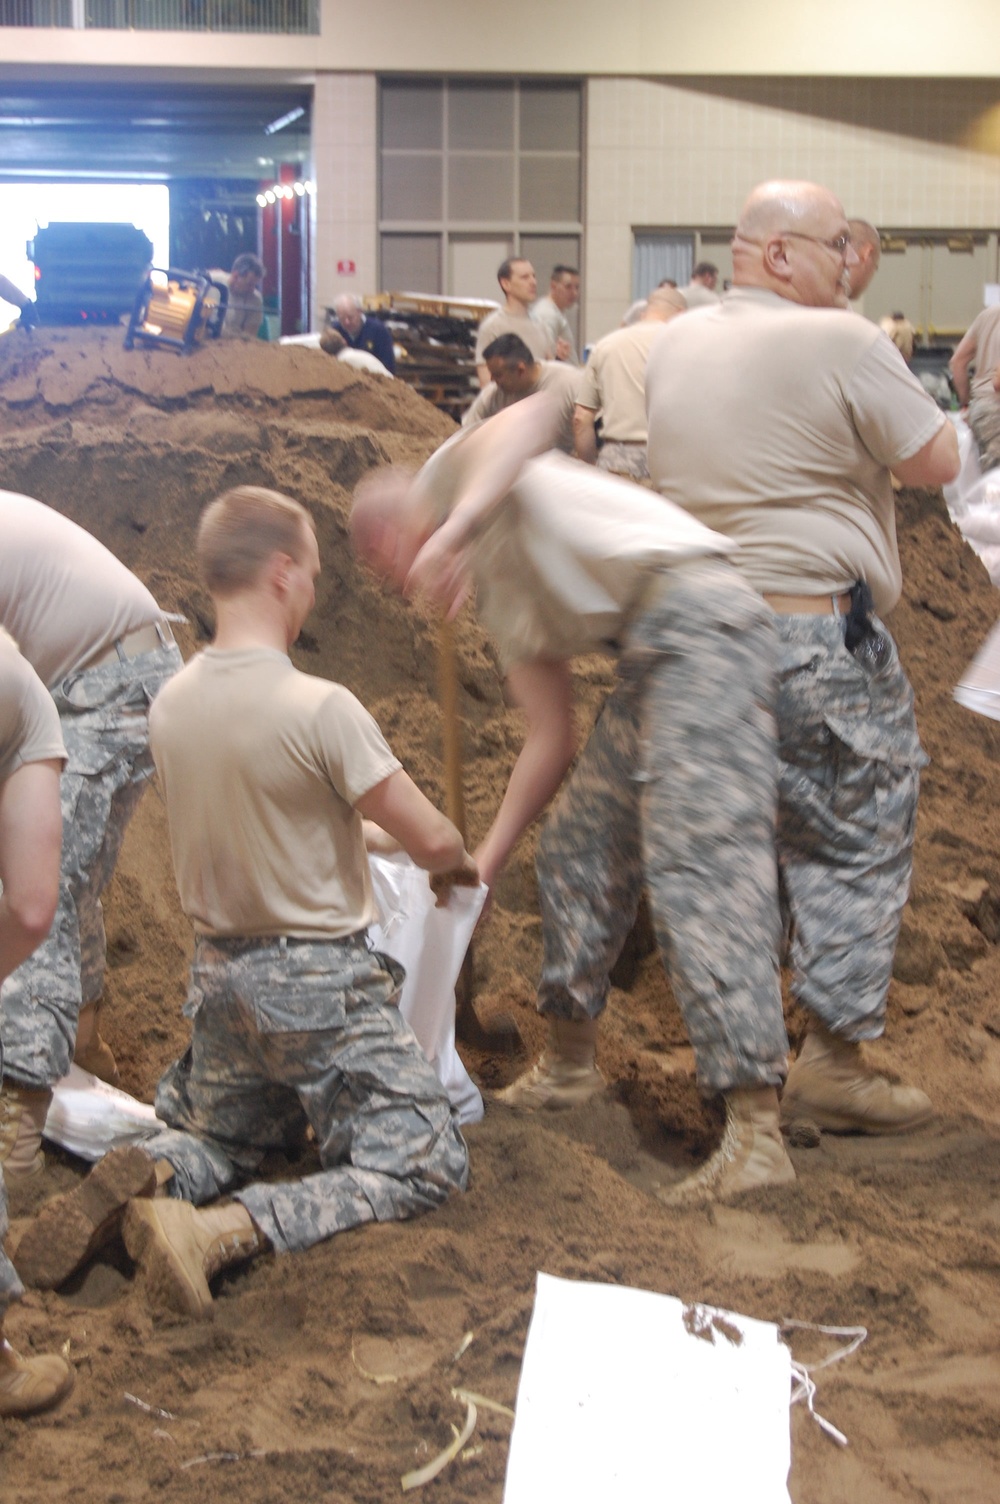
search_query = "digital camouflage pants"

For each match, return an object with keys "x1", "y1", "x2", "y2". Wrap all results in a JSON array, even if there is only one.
[
  {"x1": 775, "y1": 612, "x2": 926, "y2": 1039},
  {"x1": 597, "y1": 442, "x2": 650, "y2": 483},
  {"x1": 142, "y1": 933, "x2": 469, "y2": 1255},
  {"x1": 0, "y1": 1039, "x2": 24, "y2": 1315},
  {"x1": 0, "y1": 641, "x2": 182, "y2": 1089},
  {"x1": 536, "y1": 557, "x2": 789, "y2": 1094}
]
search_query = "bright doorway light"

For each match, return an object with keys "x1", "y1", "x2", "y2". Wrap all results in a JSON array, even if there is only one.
[{"x1": 0, "y1": 183, "x2": 170, "y2": 304}]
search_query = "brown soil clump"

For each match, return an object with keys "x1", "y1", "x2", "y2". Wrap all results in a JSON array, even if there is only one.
[{"x1": 2, "y1": 329, "x2": 999, "y2": 1502}]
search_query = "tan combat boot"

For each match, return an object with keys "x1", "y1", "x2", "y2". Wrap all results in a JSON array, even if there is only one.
[
  {"x1": 658, "y1": 1087, "x2": 797, "y2": 1205},
  {"x1": 0, "y1": 1081, "x2": 52, "y2": 1178},
  {"x1": 0, "y1": 1327, "x2": 74, "y2": 1418},
  {"x1": 122, "y1": 1197, "x2": 266, "y2": 1319},
  {"x1": 14, "y1": 1144, "x2": 158, "y2": 1290},
  {"x1": 73, "y1": 1002, "x2": 121, "y2": 1088},
  {"x1": 781, "y1": 1023, "x2": 933, "y2": 1135},
  {"x1": 497, "y1": 1017, "x2": 605, "y2": 1110}
]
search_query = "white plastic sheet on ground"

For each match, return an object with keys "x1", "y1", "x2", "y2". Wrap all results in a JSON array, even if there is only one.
[
  {"x1": 44, "y1": 853, "x2": 486, "y2": 1157},
  {"x1": 369, "y1": 851, "x2": 486, "y2": 1126},
  {"x1": 942, "y1": 413, "x2": 1000, "y2": 587},
  {"x1": 503, "y1": 1273, "x2": 792, "y2": 1504}
]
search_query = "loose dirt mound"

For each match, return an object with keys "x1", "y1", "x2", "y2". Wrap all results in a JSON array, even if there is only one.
[{"x1": 2, "y1": 329, "x2": 999, "y2": 1502}]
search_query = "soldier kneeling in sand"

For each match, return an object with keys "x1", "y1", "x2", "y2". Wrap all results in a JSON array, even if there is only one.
[{"x1": 15, "y1": 487, "x2": 475, "y2": 1316}]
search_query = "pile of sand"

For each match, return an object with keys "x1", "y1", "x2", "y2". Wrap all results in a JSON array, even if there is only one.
[{"x1": 2, "y1": 329, "x2": 999, "y2": 1503}]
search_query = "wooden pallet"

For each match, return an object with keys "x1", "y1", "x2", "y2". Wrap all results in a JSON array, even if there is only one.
[{"x1": 349, "y1": 291, "x2": 491, "y2": 420}]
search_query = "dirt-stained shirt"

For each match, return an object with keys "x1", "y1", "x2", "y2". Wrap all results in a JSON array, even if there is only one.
[
  {"x1": 149, "y1": 647, "x2": 400, "y2": 939},
  {"x1": 0, "y1": 631, "x2": 65, "y2": 784},
  {"x1": 576, "y1": 321, "x2": 671, "y2": 444},
  {"x1": 0, "y1": 490, "x2": 162, "y2": 689},
  {"x1": 418, "y1": 434, "x2": 733, "y2": 670},
  {"x1": 646, "y1": 288, "x2": 945, "y2": 617}
]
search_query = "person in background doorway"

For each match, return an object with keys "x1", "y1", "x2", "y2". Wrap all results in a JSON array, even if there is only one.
[
  {"x1": 531, "y1": 265, "x2": 581, "y2": 365},
  {"x1": 678, "y1": 262, "x2": 720, "y2": 309},
  {"x1": 474, "y1": 258, "x2": 553, "y2": 387},
  {"x1": 879, "y1": 312, "x2": 917, "y2": 365},
  {"x1": 216, "y1": 253, "x2": 265, "y2": 340},
  {"x1": 329, "y1": 295, "x2": 397, "y2": 375}
]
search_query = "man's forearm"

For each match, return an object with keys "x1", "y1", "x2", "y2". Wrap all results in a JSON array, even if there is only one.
[
  {"x1": 573, "y1": 405, "x2": 599, "y2": 464},
  {"x1": 0, "y1": 274, "x2": 27, "y2": 311},
  {"x1": 0, "y1": 760, "x2": 62, "y2": 985},
  {"x1": 950, "y1": 338, "x2": 975, "y2": 405},
  {"x1": 473, "y1": 658, "x2": 576, "y2": 890}
]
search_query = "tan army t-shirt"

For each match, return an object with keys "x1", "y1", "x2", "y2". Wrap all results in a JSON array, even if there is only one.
[
  {"x1": 474, "y1": 308, "x2": 553, "y2": 366},
  {"x1": 417, "y1": 433, "x2": 732, "y2": 670},
  {"x1": 462, "y1": 361, "x2": 582, "y2": 453},
  {"x1": 576, "y1": 320, "x2": 670, "y2": 444},
  {"x1": 0, "y1": 631, "x2": 66, "y2": 783},
  {"x1": 149, "y1": 648, "x2": 401, "y2": 939},
  {"x1": 646, "y1": 288, "x2": 945, "y2": 617},
  {"x1": 0, "y1": 490, "x2": 162, "y2": 689},
  {"x1": 962, "y1": 305, "x2": 1000, "y2": 400}
]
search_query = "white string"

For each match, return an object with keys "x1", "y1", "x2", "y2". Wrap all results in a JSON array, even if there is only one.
[{"x1": 780, "y1": 1321, "x2": 868, "y2": 1448}]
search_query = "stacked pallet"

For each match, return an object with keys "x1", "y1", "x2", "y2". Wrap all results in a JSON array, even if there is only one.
[{"x1": 363, "y1": 292, "x2": 497, "y2": 421}]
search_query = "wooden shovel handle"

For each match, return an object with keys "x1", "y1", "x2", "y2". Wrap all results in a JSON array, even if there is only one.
[{"x1": 438, "y1": 616, "x2": 467, "y2": 843}]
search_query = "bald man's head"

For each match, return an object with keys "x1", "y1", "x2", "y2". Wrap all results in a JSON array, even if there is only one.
[
  {"x1": 731, "y1": 180, "x2": 857, "y2": 309},
  {"x1": 351, "y1": 466, "x2": 434, "y2": 593},
  {"x1": 643, "y1": 286, "x2": 687, "y2": 321}
]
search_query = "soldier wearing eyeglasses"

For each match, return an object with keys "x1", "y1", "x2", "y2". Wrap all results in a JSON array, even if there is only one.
[{"x1": 644, "y1": 180, "x2": 959, "y2": 1189}]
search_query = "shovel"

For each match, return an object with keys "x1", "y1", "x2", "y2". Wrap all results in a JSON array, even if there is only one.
[{"x1": 438, "y1": 617, "x2": 522, "y2": 1055}]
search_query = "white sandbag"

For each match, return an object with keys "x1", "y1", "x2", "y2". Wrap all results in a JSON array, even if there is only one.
[
  {"x1": 942, "y1": 412, "x2": 983, "y2": 523},
  {"x1": 955, "y1": 614, "x2": 1000, "y2": 721},
  {"x1": 368, "y1": 852, "x2": 487, "y2": 1126},
  {"x1": 45, "y1": 1064, "x2": 164, "y2": 1162},
  {"x1": 942, "y1": 414, "x2": 1000, "y2": 585},
  {"x1": 504, "y1": 1273, "x2": 792, "y2": 1504},
  {"x1": 43, "y1": 855, "x2": 486, "y2": 1158},
  {"x1": 956, "y1": 499, "x2": 1000, "y2": 550}
]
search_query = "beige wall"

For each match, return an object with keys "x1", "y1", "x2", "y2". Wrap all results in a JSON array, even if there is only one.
[
  {"x1": 585, "y1": 77, "x2": 1000, "y2": 341},
  {"x1": 5, "y1": 0, "x2": 1000, "y2": 75},
  {"x1": 312, "y1": 73, "x2": 378, "y2": 319}
]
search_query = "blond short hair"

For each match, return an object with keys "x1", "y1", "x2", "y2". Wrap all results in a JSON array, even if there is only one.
[{"x1": 197, "y1": 486, "x2": 314, "y2": 596}]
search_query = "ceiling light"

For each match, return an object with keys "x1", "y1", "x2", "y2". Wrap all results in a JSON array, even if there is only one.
[{"x1": 264, "y1": 106, "x2": 305, "y2": 136}]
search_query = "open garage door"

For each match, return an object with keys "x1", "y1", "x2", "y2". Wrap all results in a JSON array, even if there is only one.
[{"x1": 0, "y1": 80, "x2": 312, "y2": 334}]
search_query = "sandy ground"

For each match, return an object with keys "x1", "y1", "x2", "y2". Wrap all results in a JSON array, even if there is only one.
[{"x1": 1, "y1": 329, "x2": 999, "y2": 1502}]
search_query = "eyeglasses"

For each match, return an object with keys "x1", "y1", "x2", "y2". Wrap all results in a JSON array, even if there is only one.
[
  {"x1": 734, "y1": 229, "x2": 852, "y2": 259},
  {"x1": 779, "y1": 230, "x2": 852, "y2": 258}
]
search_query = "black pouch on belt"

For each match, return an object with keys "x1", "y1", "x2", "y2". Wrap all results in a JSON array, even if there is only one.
[{"x1": 844, "y1": 579, "x2": 891, "y2": 671}]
